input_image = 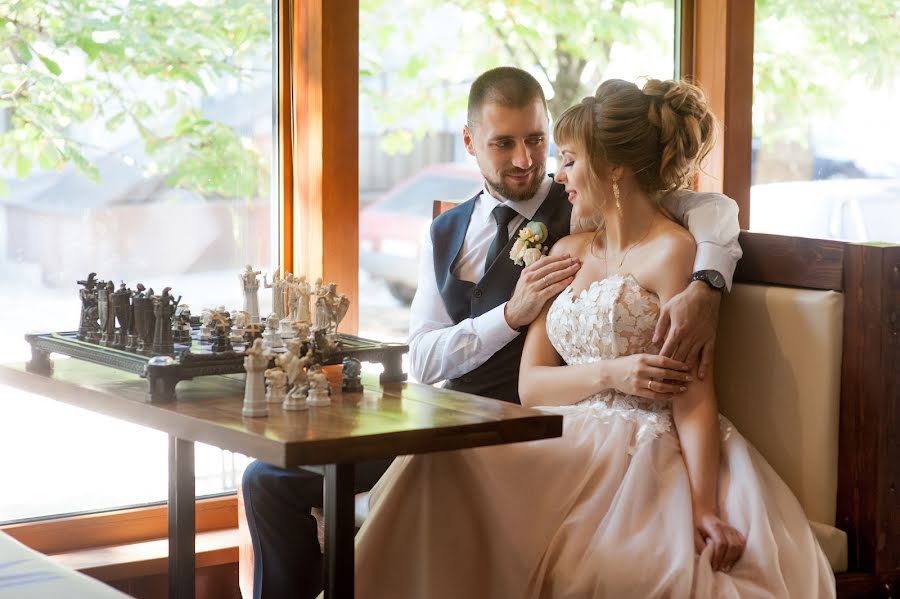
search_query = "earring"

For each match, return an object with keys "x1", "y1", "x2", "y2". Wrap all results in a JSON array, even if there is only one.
[{"x1": 612, "y1": 179, "x2": 622, "y2": 212}]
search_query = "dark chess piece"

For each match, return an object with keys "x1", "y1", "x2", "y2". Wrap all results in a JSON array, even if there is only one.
[
  {"x1": 112, "y1": 282, "x2": 133, "y2": 350},
  {"x1": 172, "y1": 304, "x2": 192, "y2": 344},
  {"x1": 341, "y1": 357, "x2": 363, "y2": 392},
  {"x1": 135, "y1": 287, "x2": 156, "y2": 356},
  {"x1": 151, "y1": 287, "x2": 179, "y2": 356},
  {"x1": 125, "y1": 283, "x2": 145, "y2": 352},
  {"x1": 77, "y1": 273, "x2": 100, "y2": 341},
  {"x1": 242, "y1": 323, "x2": 263, "y2": 344},
  {"x1": 209, "y1": 310, "x2": 233, "y2": 353},
  {"x1": 99, "y1": 281, "x2": 117, "y2": 347}
]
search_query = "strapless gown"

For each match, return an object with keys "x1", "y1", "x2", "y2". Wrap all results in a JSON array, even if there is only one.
[{"x1": 353, "y1": 274, "x2": 836, "y2": 598}]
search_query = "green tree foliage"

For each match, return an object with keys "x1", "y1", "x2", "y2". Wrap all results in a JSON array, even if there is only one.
[
  {"x1": 0, "y1": 0, "x2": 270, "y2": 199},
  {"x1": 360, "y1": 0, "x2": 670, "y2": 153}
]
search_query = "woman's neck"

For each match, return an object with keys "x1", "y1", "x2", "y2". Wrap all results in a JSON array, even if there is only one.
[{"x1": 598, "y1": 189, "x2": 659, "y2": 252}]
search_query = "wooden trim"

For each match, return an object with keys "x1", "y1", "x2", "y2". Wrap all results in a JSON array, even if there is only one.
[
  {"x1": 837, "y1": 243, "x2": 900, "y2": 575},
  {"x1": 291, "y1": 0, "x2": 360, "y2": 334},
  {"x1": 278, "y1": 0, "x2": 295, "y2": 274},
  {"x1": 685, "y1": 0, "x2": 754, "y2": 228},
  {"x1": 1, "y1": 496, "x2": 237, "y2": 556},
  {"x1": 733, "y1": 231, "x2": 845, "y2": 291}
]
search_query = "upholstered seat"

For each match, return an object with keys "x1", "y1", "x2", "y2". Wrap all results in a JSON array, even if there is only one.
[{"x1": 715, "y1": 283, "x2": 847, "y2": 572}]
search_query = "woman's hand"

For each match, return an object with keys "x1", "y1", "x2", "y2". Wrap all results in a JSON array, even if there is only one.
[
  {"x1": 607, "y1": 353, "x2": 691, "y2": 401},
  {"x1": 694, "y1": 511, "x2": 746, "y2": 572}
]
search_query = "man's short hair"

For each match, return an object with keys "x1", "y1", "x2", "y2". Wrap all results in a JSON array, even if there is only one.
[{"x1": 467, "y1": 66, "x2": 548, "y2": 127}]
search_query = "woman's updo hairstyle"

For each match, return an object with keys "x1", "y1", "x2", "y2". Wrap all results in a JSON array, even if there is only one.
[{"x1": 554, "y1": 78, "x2": 716, "y2": 197}]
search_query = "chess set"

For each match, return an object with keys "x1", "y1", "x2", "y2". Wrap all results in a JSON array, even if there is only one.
[{"x1": 25, "y1": 268, "x2": 408, "y2": 406}]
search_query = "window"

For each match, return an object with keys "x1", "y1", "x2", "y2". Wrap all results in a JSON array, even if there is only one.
[
  {"x1": 357, "y1": 0, "x2": 678, "y2": 347},
  {"x1": 0, "y1": 0, "x2": 275, "y2": 523},
  {"x1": 750, "y1": 2, "x2": 900, "y2": 243}
]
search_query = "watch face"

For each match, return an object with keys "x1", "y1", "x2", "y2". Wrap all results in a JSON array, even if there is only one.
[{"x1": 707, "y1": 270, "x2": 725, "y2": 288}]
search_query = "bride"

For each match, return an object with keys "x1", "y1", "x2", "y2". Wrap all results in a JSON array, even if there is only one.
[{"x1": 353, "y1": 78, "x2": 836, "y2": 598}]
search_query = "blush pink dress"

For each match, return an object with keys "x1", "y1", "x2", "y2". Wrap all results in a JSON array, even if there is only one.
[{"x1": 354, "y1": 274, "x2": 836, "y2": 598}]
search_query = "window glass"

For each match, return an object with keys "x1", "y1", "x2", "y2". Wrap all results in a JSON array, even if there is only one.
[
  {"x1": 0, "y1": 0, "x2": 273, "y2": 522},
  {"x1": 358, "y1": 0, "x2": 677, "y2": 350},
  {"x1": 750, "y1": 2, "x2": 900, "y2": 242}
]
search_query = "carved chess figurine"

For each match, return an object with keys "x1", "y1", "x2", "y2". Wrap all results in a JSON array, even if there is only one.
[
  {"x1": 306, "y1": 364, "x2": 331, "y2": 407},
  {"x1": 231, "y1": 310, "x2": 250, "y2": 344},
  {"x1": 172, "y1": 304, "x2": 192, "y2": 344},
  {"x1": 77, "y1": 273, "x2": 100, "y2": 341},
  {"x1": 125, "y1": 283, "x2": 145, "y2": 352},
  {"x1": 262, "y1": 314, "x2": 284, "y2": 350},
  {"x1": 341, "y1": 357, "x2": 363, "y2": 392},
  {"x1": 199, "y1": 308, "x2": 213, "y2": 340},
  {"x1": 151, "y1": 287, "x2": 180, "y2": 356},
  {"x1": 111, "y1": 282, "x2": 133, "y2": 349},
  {"x1": 98, "y1": 280, "x2": 116, "y2": 347},
  {"x1": 135, "y1": 286, "x2": 156, "y2": 355},
  {"x1": 209, "y1": 309, "x2": 233, "y2": 353},
  {"x1": 265, "y1": 367, "x2": 288, "y2": 404},
  {"x1": 263, "y1": 268, "x2": 287, "y2": 321},
  {"x1": 243, "y1": 322, "x2": 263, "y2": 344},
  {"x1": 277, "y1": 341, "x2": 312, "y2": 408},
  {"x1": 292, "y1": 320, "x2": 311, "y2": 341},
  {"x1": 296, "y1": 275, "x2": 312, "y2": 324},
  {"x1": 239, "y1": 265, "x2": 263, "y2": 324},
  {"x1": 242, "y1": 338, "x2": 269, "y2": 417}
]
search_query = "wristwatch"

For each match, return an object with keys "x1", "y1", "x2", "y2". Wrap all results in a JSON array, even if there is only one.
[{"x1": 691, "y1": 269, "x2": 726, "y2": 291}]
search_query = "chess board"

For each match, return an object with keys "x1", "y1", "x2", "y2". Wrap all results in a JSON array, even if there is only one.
[{"x1": 24, "y1": 328, "x2": 408, "y2": 403}]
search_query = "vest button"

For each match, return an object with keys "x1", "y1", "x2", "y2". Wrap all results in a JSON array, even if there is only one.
[
  {"x1": 473, "y1": 288, "x2": 483, "y2": 299},
  {"x1": 462, "y1": 376, "x2": 472, "y2": 383}
]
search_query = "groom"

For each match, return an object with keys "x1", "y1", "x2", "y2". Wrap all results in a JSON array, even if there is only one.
[
  {"x1": 409, "y1": 66, "x2": 742, "y2": 402},
  {"x1": 242, "y1": 66, "x2": 742, "y2": 599}
]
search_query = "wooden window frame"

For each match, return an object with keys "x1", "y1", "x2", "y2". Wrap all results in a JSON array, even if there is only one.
[{"x1": 2, "y1": 0, "x2": 359, "y2": 560}]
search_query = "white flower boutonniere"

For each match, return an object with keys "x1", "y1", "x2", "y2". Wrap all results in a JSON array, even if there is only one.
[{"x1": 509, "y1": 221, "x2": 549, "y2": 267}]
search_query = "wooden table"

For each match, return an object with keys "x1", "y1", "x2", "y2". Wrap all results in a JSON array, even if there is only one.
[{"x1": 0, "y1": 359, "x2": 562, "y2": 599}]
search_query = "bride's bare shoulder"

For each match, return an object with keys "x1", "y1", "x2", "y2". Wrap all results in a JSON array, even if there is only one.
[
  {"x1": 648, "y1": 218, "x2": 696, "y2": 270},
  {"x1": 550, "y1": 232, "x2": 594, "y2": 260}
]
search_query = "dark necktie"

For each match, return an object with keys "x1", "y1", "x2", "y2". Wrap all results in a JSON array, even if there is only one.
[{"x1": 484, "y1": 204, "x2": 519, "y2": 272}]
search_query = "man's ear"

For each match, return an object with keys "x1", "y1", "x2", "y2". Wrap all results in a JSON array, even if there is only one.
[{"x1": 463, "y1": 125, "x2": 476, "y2": 157}]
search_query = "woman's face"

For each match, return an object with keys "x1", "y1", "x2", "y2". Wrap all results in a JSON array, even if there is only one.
[{"x1": 554, "y1": 143, "x2": 595, "y2": 220}]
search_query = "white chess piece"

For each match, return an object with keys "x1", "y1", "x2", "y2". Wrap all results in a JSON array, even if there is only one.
[
  {"x1": 306, "y1": 367, "x2": 331, "y2": 407},
  {"x1": 242, "y1": 338, "x2": 269, "y2": 417},
  {"x1": 262, "y1": 314, "x2": 284, "y2": 350},
  {"x1": 239, "y1": 265, "x2": 263, "y2": 324},
  {"x1": 264, "y1": 367, "x2": 288, "y2": 404}
]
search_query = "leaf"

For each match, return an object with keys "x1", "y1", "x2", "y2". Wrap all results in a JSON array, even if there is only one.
[
  {"x1": 0, "y1": 178, "x2": 9, "y2": 197},
  {"x1": 38, "y1": 55, "x2": 62, "y2": 76},
  {"x1": 15, "y1": 154, "x2": 32, "y2": 179},
  {"x1": 13, "y1": 40, "x2": 33, "y2": 63},
  {"x1": 106, "y1": 111, "x2": 127, "y2": 131}
]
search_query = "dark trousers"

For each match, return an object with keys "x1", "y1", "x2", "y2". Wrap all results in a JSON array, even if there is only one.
[{"x1": 241, "y1": 458, "x2": 393, "y2": 599}]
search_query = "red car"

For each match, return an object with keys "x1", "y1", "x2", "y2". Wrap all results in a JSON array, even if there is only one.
[{"x1": 359, "y1": 163, "x2": 483, "y2": 304}]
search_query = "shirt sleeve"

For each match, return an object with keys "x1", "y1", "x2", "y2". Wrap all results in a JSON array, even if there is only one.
[
  {"x1": 661, "y1": 190, "x2": 743, "y2": 290},
  {"x1": 407, "y1": 227, "x2": 521, "y2": 385}
]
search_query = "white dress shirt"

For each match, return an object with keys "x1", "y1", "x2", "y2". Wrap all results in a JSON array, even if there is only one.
[{"x1": 407, "y1": 182, "x2": 742, "y2": 385}]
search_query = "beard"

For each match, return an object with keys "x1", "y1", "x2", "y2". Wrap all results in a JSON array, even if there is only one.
[{"x1": 483, "y1": 165, "x2": 545, "y2": 202}]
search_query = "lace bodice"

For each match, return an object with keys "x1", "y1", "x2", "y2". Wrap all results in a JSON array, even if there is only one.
[{"x1": 546, "y1": 274, "x2": 673, "y2": 442}]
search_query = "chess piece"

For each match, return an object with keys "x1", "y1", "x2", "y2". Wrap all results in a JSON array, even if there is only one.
[
  {"x1": 278, "y1": 343, "x2": 312, "y2": 410},
  {"x1": 243, "y1": 322, "x2": 264, "y2": 344},
  {"x1": 242, "y1": 338, "x2": 269, "y2": 417},
  {"x1": 112, "y1": 282, "x2": 133, "y2": 349},
  {"x1": 125, "y1": 283, "x2": 145, "y2": 352},
  {"x1": 77, "y1": 273, "x2": 100, "y2": 341},
  {"x1": 296, "y1": 275, "x2": 312, "y2": 324},
  {"x1": 341, "y1": 357, "x2": 363, "y2": 392},
  {"x1": 306, "y1": 364, "x2": 331, "y2": 407},
  {"x1": 262, "y1": 314, "x2": 283, "y2": 350},
  {"x1": 151, "y1": 287, "x2": 180, "y2": 356},
  {"x1": 231, "y1": 310, "x2": 250, "y2": 344},
  {"x1": 263, "y1": 268, "x2": 287, "y2": 321},
  {"x1": 98, "y1": 281, "x2": 116, "y2": 347},
  {"x1": 264, "y1": 367, "x2": 288, "y2": 404},
  {"x1": 209, "y1": 309, "x2": 233, "y2": 353},
  {"x1": 172, "y1": 304, "x2": 192, "y2": 344},
  {"x1": 239, "y1": 265, "x2": 263, "y2": 324},
  {"x1": 135, "y1": 286, "x2": 156, "y2": 355}
]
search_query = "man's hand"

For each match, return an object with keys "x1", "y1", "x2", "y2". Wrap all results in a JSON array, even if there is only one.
[
  {"x1": 504, "y1": 255, "x2": 580, "y2": 330},
  {"x1": 653, "y1": 281, "x2": 722, "y2": 380}
]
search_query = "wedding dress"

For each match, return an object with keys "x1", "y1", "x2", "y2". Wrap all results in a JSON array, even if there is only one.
[{"x1": 354, "y1": 274, "x2": 836, "y2": 598}]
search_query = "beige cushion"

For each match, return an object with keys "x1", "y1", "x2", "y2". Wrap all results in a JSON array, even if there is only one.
[
  {"x1": 715, "y1": 283, "x2": 843, "y2": 526},
  {"x1": 810, "y1": 520, "x2": 848, "y2": 573}
]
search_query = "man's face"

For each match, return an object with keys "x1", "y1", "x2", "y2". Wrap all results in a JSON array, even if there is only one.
[{"x1": 463, "y1": 99, "x2": 549, "y2": 202}]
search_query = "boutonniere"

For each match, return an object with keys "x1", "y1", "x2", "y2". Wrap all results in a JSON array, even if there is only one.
[{"x1": 509, "y1": 221, "x2": 550, "y2": 266}]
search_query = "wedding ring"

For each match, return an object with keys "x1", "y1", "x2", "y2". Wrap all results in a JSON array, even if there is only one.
[
  {"x1": 541, "y1": 276, "x2": 548, "y2": 288},
  {"x1": 647, "y1": 380, "x2": 653, "y2": 390}
]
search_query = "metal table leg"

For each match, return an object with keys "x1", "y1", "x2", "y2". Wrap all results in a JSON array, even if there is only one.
[
  {"x1": 168, "y1": 436, "x2": 195, "y2": 599},
  {"x1": 324, "y1": 463, "x2": 355, "y2": 599}
]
